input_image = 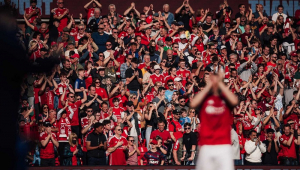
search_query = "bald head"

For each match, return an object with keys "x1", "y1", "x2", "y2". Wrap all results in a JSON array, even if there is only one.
[{"x1": 167, "y1": 49, "x2": 173, "y2": 55}]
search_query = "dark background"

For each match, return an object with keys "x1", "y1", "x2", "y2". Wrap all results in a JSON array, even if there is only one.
[{"x1": 9, "y1": 0, "x2": 300, "y2": 18}]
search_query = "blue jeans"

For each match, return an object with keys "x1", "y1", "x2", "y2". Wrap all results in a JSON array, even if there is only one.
[
  {"x1": 234, "y1": 154, "x2": 244, "y2": 165},
  {"x1": 88, "y1": 157, "x2": 106, "y2": 165}
]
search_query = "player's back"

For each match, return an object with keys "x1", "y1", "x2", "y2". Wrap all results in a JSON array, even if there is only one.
[{"x1": 198, "y1": 94, "x2": 232, "y2": 146}]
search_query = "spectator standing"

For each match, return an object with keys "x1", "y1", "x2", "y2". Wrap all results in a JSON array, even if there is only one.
[
  {"x1": 39, "y1": 122, "x2": 59, "y2": 166},
  {"x1": 181, "y1": 123, "x2": 197, "y2": 165},
  {"x1": 86, "y1": 122, "x2": 107, "y2": 165},
  {"x1": 120, "y1": 55, "x2": 132, "y2": 83},
  {"x1": 279, "y1": 124, "x2": 300, "y2": 165},
  {"x1": 124, "y1": 101, "x2": 144, "y2": 145},
  {"x1": 107, "y1": 125, "x2": 128, "y2": 165},
  {"x1": 125, "y1": 58, "x2": 143, "y2": 94},
  {"x1": 53, "y1": 0, "x2": 70, "y2": 32},
  {"x1": 24, "y1": 0, "x2": 41, "y2": 25},
  {"x1": 92, "y1": 24, "x2": 109, "y2": 53},
  {"x1": 231, "y1": 126, "x2": 241, "y2": 165},
  {"x1": 140, "y1": 140, "x2": 165, "y2": 165},
  {"x1": 262, "y1": 128, "x2": 279, "y2": 165},
  {"x1": 169, "y1": 109, "x2": 184, "y2": 142},
  {"x1": 61, "y1": 90, "x2": 87, "y2": 137},
  {"x1": 161, "y1": 4, "x2": 174, "y2": 26},
  {"x1": 62, "y1": 132, "x2": 83, "y2": 166},
  {"x1": 126, "y1": 136, "x2": 140, "y2": 165},
  {"x1": 244, "y1": 130, "x2": 266, "y2": 165}
]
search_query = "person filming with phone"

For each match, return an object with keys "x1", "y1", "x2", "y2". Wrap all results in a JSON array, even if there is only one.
[{"x1": 245, "y1": 130, "x2": 266, "y2": 165}]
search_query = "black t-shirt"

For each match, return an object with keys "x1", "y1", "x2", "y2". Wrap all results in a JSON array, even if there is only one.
[
  {"x1": 85, "y1": 95, "x2": 102, "y2": 112},
  {"x1": 86, "y1": 132, "x2": 107, "y2": 158},
  {"x1": 262, "y1": 140, "x2": 278, "y2": 165},
  {"x1": 202, "y1": 23, "x2": 213, "y2": 37},
  {"x1": 175, "y1": 13, "x2": 192, "y2": 30},
  {"x1": 182, "y1": 132, "x2": 197, "y2": 155},
  {"x1": 125, "y1": 67, "x2": 143, "y2": 91}
]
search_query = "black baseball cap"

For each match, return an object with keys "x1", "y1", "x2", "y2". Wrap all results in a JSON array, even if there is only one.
[
  {"x1": 173, "y1": 109, "x2": 180, "y2": 114},
  {"x1": 43, "y1": 121, "x2": 51, "y2": 127},
  {"x1": 127, "y1": 101, "x2": 134, "y2": 106},
  {"x1": 266, "y1": 128, "x2": 275, "y2": 133},
  {"x1": 165, "y1": 37, "x2": 172, "y2": 42}
]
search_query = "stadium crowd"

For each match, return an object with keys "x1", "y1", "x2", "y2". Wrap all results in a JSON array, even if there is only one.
[{"x1": 3, "y1": 0, "x2": 300, "y2": 166}]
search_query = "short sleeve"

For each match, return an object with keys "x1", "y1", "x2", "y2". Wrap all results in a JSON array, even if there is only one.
[
  {"x1": 173, "y1": 140, "x2": 179, "y2": 151},
  {"x1": 279, "y1": 136, "x2": 285, "y2": 144},
  {"x1": 169, "y1": 122, "x2": 175, "y2": 132},
  {"x1": 39, "y1": 133, "x2": 46, "y2": 141},
  {"x1": 150, "y1": 131, "x2": 155, "y2": 140},
  {"x1": 138, "y1": 69, "x2": 143, "y2": 79},
  {"x1": 86, "y1": 133, "x2": 91, "y2": 142},
  {"x1": 191, "y1": 133, "x2": 197, "y2": 145}
]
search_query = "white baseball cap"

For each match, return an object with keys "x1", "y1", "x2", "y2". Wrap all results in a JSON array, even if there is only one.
[
  {"x1": 154, "y1": 65, "x2": 161, "y2": 70},
  {"x1": 174, "y1": 77, "x2": 182, "y2": 82},
  {"x1": 180, "y1": 34, "x2": 186, "y2": 39}
]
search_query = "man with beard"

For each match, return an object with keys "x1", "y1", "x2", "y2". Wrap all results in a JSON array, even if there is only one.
[{"x1": 279, "y1": 124, "x2": 300, "y2": 165}]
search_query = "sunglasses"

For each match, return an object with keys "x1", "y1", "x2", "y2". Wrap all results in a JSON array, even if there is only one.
[
  {"x1": 77, "y1": 98, "x2": 81, "y2": 100},
  {"x1": 129, "y1": 140, "x2": 134, "y2": 142},
  {"x1": 190, "y1": 111, "x2": 195, "y2": 113},
  {"x1": 175, "y1": 113, "x2": 181, "y2": 115},
  {"x1": 117, "y1": 129, "x2": 123, "y2": 131},
  {"x1": 180, "y1": 101, "x2": 185, "y2": 103},
  {"x1": 43, "y1": 107, "x2": 48, "y2": 109},
  {"x1": 196, "y1": 53, "x2": 201, "y2": 55},
  {"x1": 98, "y1": 28, "x2": 104, "y2": 30},
  {"x1": 95, "y1": 81, "x2": 100, "y2": 83},
  {"x1": 184, "y1": 127, "x2": 191, "y2": 130},
  {"x1": 106, "y1": 44, "x2": 112, "y2": 46},
  {"x1": 58, "y1": 2, "x2": 64, "y2": 4},
  {"x1": 128, "y1": 58, "x2": 133, "y2": 60},
  {"x1": 99, "y1": 55, "x2": 104, "y2": 57},
  {"x1": 113, "y1": 32, "x2": 118, "y2": 33},
  {"x1": 87, "y1": 110, "x2": 93, "y2": 112},
  {"x1": 69, "y1": 96, "x2": 75, "y2": 98},
  {"x1": 173, "y1": 47, "x2": 178, "y2": 48},
  {"x1": 78, "y1": 28, "x2": 84, "y2": 30}
]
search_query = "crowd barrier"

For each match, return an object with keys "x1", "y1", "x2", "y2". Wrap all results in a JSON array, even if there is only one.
[{"x1": 28, "y1": 165, "x2": 300, "y2": 170}]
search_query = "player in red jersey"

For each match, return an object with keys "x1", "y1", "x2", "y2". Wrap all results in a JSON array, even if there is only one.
[
  {"x1": 107, "y1": 125, "x2": 128, "y2": 165},
  {"x1": 190, "y1": 71, "x2": 238, "y2": 170}
]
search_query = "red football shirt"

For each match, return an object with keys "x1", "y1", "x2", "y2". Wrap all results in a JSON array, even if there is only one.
[
  {"x1": 280, "y1": 134, "x2": 297, "y2": 158},
  {"x1": 112, "y1": 107, "x2": 125, "y2": 120},
  {"x1": 95, "y1": 87, "x2": 108, "y2": 99},
  {"x1": 150, "y1": 129, "x2": 171, "y2": 143},
  {"x1": 66, "y1": 100, "x2": 82, "y2": 126},
  {"x1": 168, "y1": 120, "x2": 183, "y2": 140},
  {"x1": 198, "y1": 94, "x2": 232, "y2": 146},
  {"x1": 39, "y1": 132, "x2": 57, "y2": 159},
  {"x1": 176, "y1": 69, "x2": 191, "y2": 87},
  {"x1": 53, "y1": 8, "x2": 69, "y2": 32},
  {"x1": 108, "y1": 135, "x2": 128, "y2": 165},
  {"x1": 150, "y1": 74, "x2": 165, "y2": 85},
  {"x1": 25, "y1": 6, "x2": 41, "y2": 23}
]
